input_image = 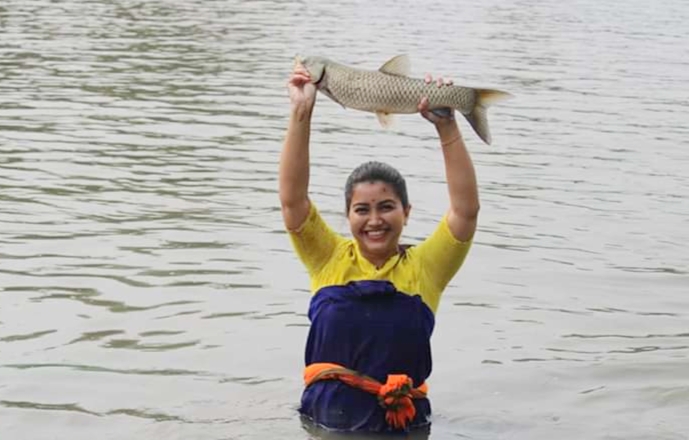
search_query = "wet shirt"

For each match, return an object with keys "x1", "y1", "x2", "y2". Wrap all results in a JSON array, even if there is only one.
[{"x1": 288, "y1": 202, "x2": 472, "y2": 432}]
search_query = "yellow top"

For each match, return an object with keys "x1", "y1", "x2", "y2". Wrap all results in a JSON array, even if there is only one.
[{"x1": 288, "y1": 203, "x2": 472, "y2": 314}]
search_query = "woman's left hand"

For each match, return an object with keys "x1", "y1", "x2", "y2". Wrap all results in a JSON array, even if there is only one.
[
  {"x1": 418, "y1": 74, "x2": 461, "y2": 139},
  {"x1": 418, "y1": 74, "x2": 455, "y2": 123}
]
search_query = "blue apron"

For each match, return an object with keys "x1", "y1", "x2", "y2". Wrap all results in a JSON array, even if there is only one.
[{"x1": 299, "y1": 280, "x2": 435, "y2": 432}]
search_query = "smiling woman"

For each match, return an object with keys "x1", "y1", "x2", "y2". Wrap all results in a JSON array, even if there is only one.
[
  {"x1": 345, "y1": 163, "x2": 410, "y2": 269},
  {"x1": 279, "y1": 60, "x2": 480, "y2": 434}
]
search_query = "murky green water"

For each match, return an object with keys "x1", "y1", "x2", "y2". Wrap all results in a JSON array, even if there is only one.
[{"x1": 1, "y1": 0, "x2": 688, "y2": 439}]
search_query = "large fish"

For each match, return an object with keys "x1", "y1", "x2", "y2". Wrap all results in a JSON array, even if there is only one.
[{"x1": 299, "y1": 55, "x2": 512, "y2": 145}]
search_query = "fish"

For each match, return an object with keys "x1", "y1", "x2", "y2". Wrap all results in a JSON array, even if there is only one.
[{"x1": 298, "y1": 54, "x2": 512, "y2": 145}]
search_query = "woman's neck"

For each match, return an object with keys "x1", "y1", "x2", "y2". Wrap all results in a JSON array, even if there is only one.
[{"x1": 360, "y1": 246, "x2": 401, "y2": 270}]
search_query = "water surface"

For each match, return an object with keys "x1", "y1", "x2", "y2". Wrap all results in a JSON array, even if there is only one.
[{"x1": 1, "y1": 0, "x2": 688, "y2": 439}]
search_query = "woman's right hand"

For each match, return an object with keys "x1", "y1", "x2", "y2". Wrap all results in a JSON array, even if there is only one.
[{"x1": 288, "y1": 60, "x2": 317, "y2": 118}]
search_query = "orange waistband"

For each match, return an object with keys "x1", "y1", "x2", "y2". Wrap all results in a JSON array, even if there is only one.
[{"x1": 303, "y1": 362, "x2": 428, "y2": 430}]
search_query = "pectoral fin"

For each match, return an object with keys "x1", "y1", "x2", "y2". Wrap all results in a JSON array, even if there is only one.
[
  {"x1": 379, "y1": 55, "x2": 411, "y2": 76},
  {"x1": 375, "y1": 112, "x2": 395, "y2": 128}
]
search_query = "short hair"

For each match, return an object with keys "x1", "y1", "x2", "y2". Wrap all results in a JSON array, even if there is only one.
[{"x1": 344, "y1": 161, "x2": 409, "y2": 213}]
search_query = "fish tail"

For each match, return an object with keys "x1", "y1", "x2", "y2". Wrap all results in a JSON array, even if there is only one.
[{"x1": 463, "y1": 89, "x2": 513, "y2": 145}]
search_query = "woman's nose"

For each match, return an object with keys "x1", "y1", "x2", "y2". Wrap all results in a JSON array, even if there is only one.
[{"x1": 368, "y1": 211, "x2": 383, "y2": 225}]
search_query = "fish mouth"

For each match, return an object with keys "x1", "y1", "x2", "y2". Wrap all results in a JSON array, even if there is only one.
[
  {"x1": 295, "y1": 55, "x2": 325, "y2": 86},
  {"x1": 294, "y1": 54, "x2": 319, "y2": 83}
]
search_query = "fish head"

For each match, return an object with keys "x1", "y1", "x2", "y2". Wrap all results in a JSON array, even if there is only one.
[{"x1": 299, "y1": 56, "x2": 328, "y2": 85}]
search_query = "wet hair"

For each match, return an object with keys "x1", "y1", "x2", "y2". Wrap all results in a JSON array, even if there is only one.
[{"x1": 344, "y1": 161, "x2": 409, "y2": 213}]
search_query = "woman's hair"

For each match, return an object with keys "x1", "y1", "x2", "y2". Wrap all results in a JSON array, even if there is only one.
[{"x1": 344, "y1": 161, "x2": 409, "y2": 213}]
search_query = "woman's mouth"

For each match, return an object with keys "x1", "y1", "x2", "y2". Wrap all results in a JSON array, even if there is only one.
[{"x1": 364, "y1": 229, "x2": 388, "y2": 241}]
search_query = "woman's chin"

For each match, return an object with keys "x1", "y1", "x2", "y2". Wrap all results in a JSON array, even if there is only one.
[{"x1": 360, "y1": 240, "x2": 396, "y2": 260}]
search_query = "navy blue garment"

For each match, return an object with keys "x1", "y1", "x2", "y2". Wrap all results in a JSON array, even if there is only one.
[{"x1": 299, "y1": 280, "x2": 436, "y2": 432}]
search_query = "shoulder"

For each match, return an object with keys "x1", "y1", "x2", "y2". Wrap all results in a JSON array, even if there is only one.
[
  {"x1": 310, "y1": 238, "x2": 357, "y2": 291},
  {"x1": 288, "y1": 202, "x2": 344, "y2": 243},
  {"x1": 287, "y1": 200, "x2": 320, "y2": 234},
  {"x1": 415, "y1": 215, "x2": 472, "y2": 254}
]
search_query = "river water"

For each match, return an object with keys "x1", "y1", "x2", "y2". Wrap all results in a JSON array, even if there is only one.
[{"x1": 1, "y1": 0, "x2": 688, "y2": 439}]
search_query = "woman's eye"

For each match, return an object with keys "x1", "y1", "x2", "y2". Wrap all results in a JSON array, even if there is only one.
[{"x1": 355, "y1": 207, "x2": 368, "y2": 214}]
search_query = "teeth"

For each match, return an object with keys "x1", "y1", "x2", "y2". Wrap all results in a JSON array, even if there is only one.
[{"x1": 367, "y1": 230, "x2": 385, "y2": 238}]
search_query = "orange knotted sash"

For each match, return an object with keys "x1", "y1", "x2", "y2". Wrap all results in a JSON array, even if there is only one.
[{"x1": 304, "y1": 362, "x2": 429, "y2": 430}]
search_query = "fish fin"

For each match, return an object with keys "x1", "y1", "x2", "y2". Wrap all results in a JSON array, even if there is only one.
[
  {"x1": 463, "y1": 107, "x2": 491, "y2": 145},
  {"x1": 376, "y1": 111, "x2": 395, "y2": 128},
  {"x1": 378, "y1": 55, "x2": 411, "y2": 77},
  {"x1": 463, "y1": 89, "x2": 513, "y2": 145},
  {"x1": 477, "y1": 89, "x2": 513, "y2": 107}
]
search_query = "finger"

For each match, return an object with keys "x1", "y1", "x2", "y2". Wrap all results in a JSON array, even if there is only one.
[
  {"x1": 424, "y1": 73, "x2": 432, "y2": 84},
  {"x1": 421, "y1": 110, "x2": 440, "y2": 124},
  {"x1": 289, "y1": 73, "x2": 311, "y2": 87},
  {"x1": 436, "y1": 76, "x2": 443, "y2": 88},
  {"x1": 289, "y1": 74, "x2": 304, "y2": 85},
  {"x1": 293, "y1": 65, "x2": 310, "y2": 76},
  {"x1": 417, "y1": 96, "x2": 429, "y2": 111},
  {"x1": 445, "y1": 77, "x2": 453, "y2": 86},
  {"x1": 293, "y1": 71, "x2": 310, "y2": 81},
  {"x1": 418, "y1": 98, "x2": 440, "y2": 123}
]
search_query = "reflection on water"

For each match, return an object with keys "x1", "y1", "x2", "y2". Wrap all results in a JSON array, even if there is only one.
[
  {"x1": 301, "y1": 416, "x2": 431, "y2": 440},
  {"x1": 1, "y1": 0, "x2": 688, "y2": 438}
]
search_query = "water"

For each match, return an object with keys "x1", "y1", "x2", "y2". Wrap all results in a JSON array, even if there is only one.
[{"x1": 1, "y1": 0, "x2": 688, "y2": 439}]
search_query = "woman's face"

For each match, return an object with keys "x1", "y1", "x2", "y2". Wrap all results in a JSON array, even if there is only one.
[{"x1": 347, "y1": 181, "x2": 410, "y2": 266}]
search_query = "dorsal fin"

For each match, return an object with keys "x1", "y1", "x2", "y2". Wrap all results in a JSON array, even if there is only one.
[{"x1": 379, "y1": 55, "x2": 410, "y2": 76}]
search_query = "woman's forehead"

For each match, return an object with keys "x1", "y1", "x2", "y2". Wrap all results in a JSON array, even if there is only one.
[{"x1": 350, "y1": 181, "x2": 398, "y2": 202}]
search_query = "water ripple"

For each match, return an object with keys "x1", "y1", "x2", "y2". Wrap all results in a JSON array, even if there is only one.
[{"x1": 1, "y1": 0, "x2": 688, "y2": 438}]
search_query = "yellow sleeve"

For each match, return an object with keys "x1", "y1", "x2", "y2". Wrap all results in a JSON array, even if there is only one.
[
  {"x1": 414, "y1": 214, "x2": 473, "y2": 298},
  {"x1": 287, "y1": 202, "x2": 344, "y2": 277}
]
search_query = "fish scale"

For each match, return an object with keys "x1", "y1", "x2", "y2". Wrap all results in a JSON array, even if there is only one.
[{"x1": 300, "y1": 55, "x2": 512, "y2": 145}]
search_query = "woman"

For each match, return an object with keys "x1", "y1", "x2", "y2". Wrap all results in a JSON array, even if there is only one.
[{"x1": 280, "y1": 61, "x2": 479, "y2": 433}]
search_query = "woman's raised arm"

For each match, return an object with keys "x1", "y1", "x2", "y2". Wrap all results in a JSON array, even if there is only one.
[
  {"x1": 418, "y1": 75, "x2": 480, "y2": 242},
  {"x1": 280, "y1": 62, "x2": 318, "y2": 230}
]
